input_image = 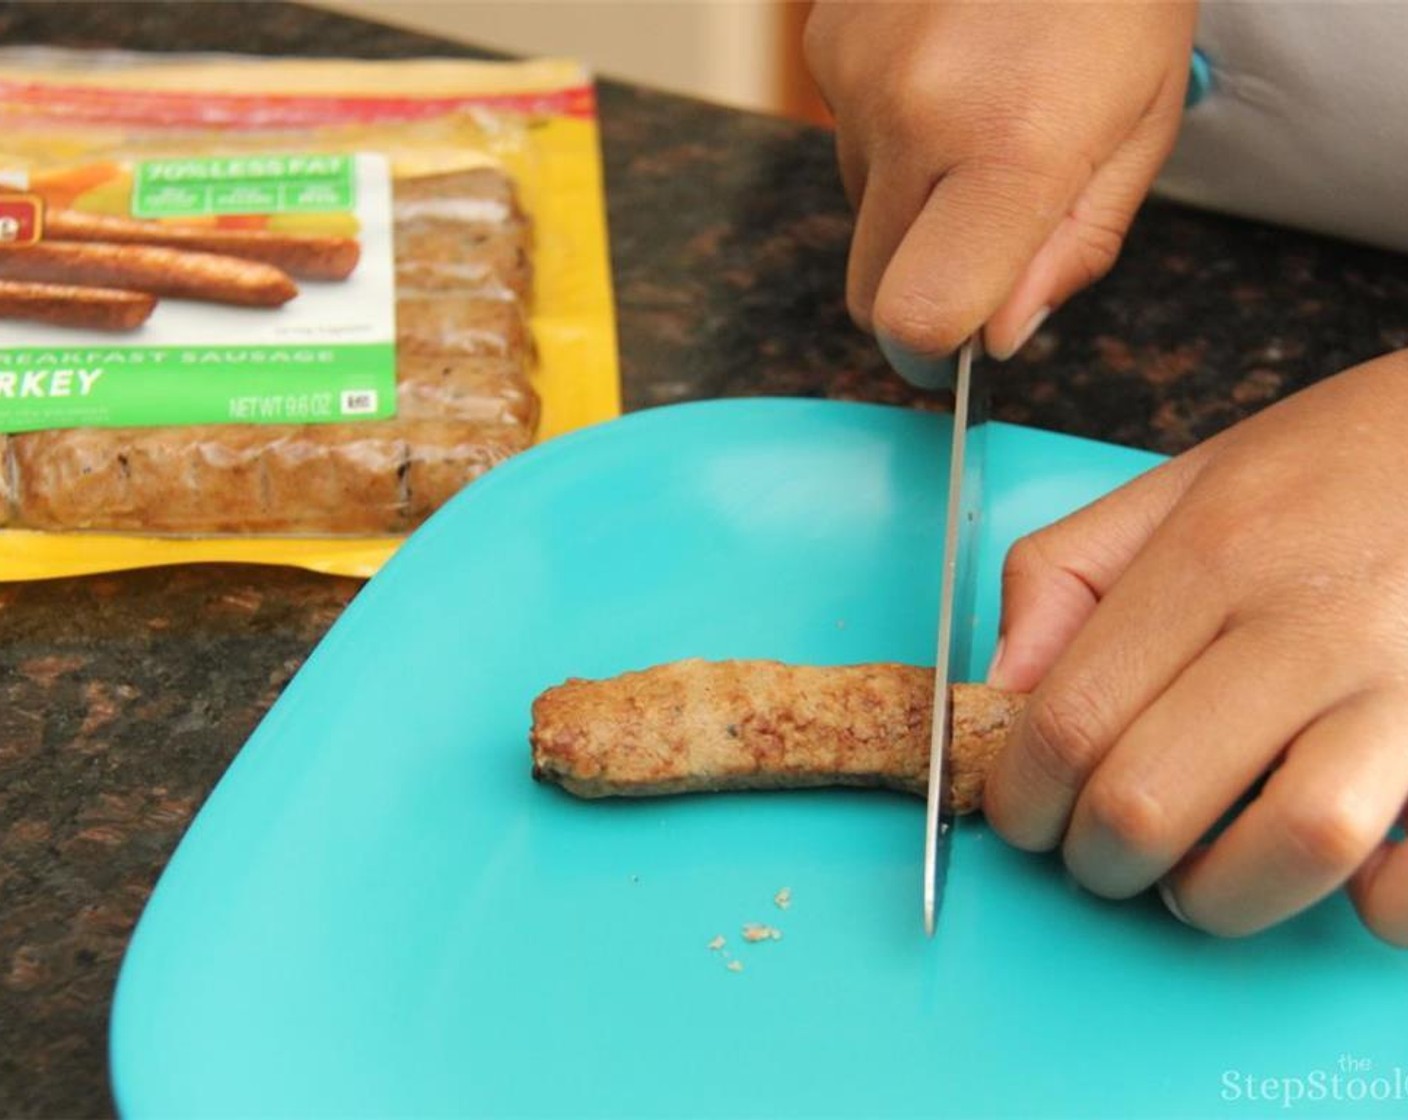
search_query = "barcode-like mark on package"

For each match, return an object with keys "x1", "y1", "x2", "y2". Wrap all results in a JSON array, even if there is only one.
[{"x1": 341, "y1": 389, "x2": 378, "y2": 415}]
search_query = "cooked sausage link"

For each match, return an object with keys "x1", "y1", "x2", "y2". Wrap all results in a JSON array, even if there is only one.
[
  {"x1": 43, "y1": 210, "x2": 360, "y2": 282},
  {"x1": 11, "y1": 419, "x2": 532, "y2": 534},
  {"x1": 396, "y1": 296, "x2": 530, "y2": 358},
  {"x1": 530, "y1": 660, "x2": 1025, "y2": 813},
  {"x1": 0, "y1": 435, "x2": 12, "y2": 526},
  {"x1": 402, "y1": 419, "x2": 533, "y2": 525},
  {"x1": 395, "y1": 353, "x2": 538, "y2": 427},
  {"x1": 0, "y1": 279, "x2": 156, "y2": 331},
  {"x1": 0, "y1": 242, "x2": 297, "y2": 307},
  {"x1": 394, "y1": 167, "x2": 524, "y2": 216},
  {"x1": 394, "y1": 227, "x2": 531, "y2": 300}
]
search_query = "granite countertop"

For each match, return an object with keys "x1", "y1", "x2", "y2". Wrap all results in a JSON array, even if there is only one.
[{"x1": 3, "y1": 3, "x2": 1408, "y2": 1116}]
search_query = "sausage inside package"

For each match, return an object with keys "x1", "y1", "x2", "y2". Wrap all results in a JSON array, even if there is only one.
[{"x1": 0, "y1": 50, "x2": 619, "y2": 579}]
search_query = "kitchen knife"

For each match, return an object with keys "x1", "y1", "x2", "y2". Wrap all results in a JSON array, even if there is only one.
[{"x1": 924, "y1": 337, "x2": 989, "y2": 935}]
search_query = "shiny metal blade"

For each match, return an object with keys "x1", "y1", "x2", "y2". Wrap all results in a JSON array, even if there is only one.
[{"x1": 923, "y1": 337, "x2": 989, "y2": 935}]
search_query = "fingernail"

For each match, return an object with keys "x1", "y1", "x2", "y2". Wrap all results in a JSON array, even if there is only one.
[
  {"x1": 988, "y1": 306, "x2": 1050, "y2": 362},
  {"x1": 878, "y1": 333, "x2": 956, "y2": 391},
  {"x1": 1158, "y1": 878, "x2": 1191, "y2": 926},
  {"x1": 985, "y1": 636, "x2": 1008, "y2": 688}
]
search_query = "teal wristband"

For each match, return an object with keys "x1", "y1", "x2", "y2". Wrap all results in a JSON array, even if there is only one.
[{"x1": 1185, "y1": 47, "x2": 1213, "y2": 108}]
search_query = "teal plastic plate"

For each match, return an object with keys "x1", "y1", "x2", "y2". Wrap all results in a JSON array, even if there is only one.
[{"x1": 111, "y1": 401, "x2": 1406, "y2": 1119}]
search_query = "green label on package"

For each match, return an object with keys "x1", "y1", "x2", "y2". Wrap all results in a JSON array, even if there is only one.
[
  {"x1": 0, "y1": 345, "x2": 395, "y2": 430},
  {"x1": 0, "y1": 152, "x2": 396, "y2": 433},
  {"x1": 132, "y1": 153, "x2": 356, "y2": 218}
]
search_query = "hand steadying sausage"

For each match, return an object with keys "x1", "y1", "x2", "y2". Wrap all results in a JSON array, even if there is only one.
[
  {"x1": 984, "y1": 353, "x2": 1408, "y2": 947},
  {"x1": 810, "y1": 1, "x2": 1408, "y2": 948}
]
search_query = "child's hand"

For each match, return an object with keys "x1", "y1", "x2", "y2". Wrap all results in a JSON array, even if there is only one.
[
  {"x1": 804, "y1": 1, "x2": 1196, "y2": 374},
  {"x1": 983, "y1": 352, "x2": 1408, "y2": 945}
]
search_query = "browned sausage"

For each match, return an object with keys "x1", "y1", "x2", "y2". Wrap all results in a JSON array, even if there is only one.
[
  {"x1": 43, "y1": 210, "x2": 360, "y2": 282},
  {"x1": 0, "y1": 435, "x2": 11, "y2": 526},
  {"x1": 394, "y1": 167, "x2": 525, "y2": 215},
  {"x1": 530, "y1": 660, "x2": 1026, "y2": 814},
  {"x1": 0, "y1": 279, "x2": 155, "y2": 331},
  {"x1": 396, "y1": 296, "x2": 530, "y2": 358},
  {"x1": 10, "y1": 418, "x2": 533, "y2": 535},
  {"x1": 0, "y1": 242, "x2": 297, "y2": 307},
  {"x1": 396, "y1": 353, "x2": 539, "y2": 427},
  {"x1": 394, "y1": 226, "x2": 531, "y2": 299},
  {"x1": 390, "y1": 168, "x2": 531, "y2": 298}
]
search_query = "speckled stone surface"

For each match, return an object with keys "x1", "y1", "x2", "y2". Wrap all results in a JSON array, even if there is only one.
[{"x1": 2, "y1": 3, "x2": 1408, "y2": 1117}]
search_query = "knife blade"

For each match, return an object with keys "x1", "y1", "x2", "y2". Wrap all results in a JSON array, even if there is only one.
[{"x1": 923, "y1": 337, "x2": 989, "y2": 935}]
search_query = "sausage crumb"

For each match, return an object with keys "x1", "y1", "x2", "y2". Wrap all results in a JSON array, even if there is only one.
[
  {"x1": 707, "y1": 935, "x2": 726, "y2": 951},
  {"x1": 773, "y1": 887, "x2": 792, "y2": 910},
  {"x1": 742, "y1": 923, "x2": 782, "y2": 943},
  {"x1": 726, "y1": 960, "x2": 744, "y2": 973}
]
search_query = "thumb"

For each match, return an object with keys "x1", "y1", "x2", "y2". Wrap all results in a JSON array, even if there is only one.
[
  {"x1": 984, "y1": 97, "x2": 1185, "y2": 360},
  {"x1": 872, "y1": 148, "x2": 1091, "y2": 363},
  {"x1": 988, "y1": 444, "x2": 1209, "y2": 693}
]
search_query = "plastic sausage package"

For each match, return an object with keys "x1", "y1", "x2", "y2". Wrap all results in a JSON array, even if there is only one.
[{"x1": 0, "y1": 50, "x2": 619, "y2": 579}]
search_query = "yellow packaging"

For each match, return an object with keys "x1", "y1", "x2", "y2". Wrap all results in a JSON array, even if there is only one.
[{"x1": 0, "y1": 51, "x2": 619, "y2": 579}]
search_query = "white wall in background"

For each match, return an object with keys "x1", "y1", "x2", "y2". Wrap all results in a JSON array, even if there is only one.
[{"x1": 308, "y1": 1, "x2": 781, "y2": 112}]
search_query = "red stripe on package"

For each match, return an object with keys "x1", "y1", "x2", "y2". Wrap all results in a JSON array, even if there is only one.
[{"x1": 0, "y1": 80, "x2": 596, "y2": 127}]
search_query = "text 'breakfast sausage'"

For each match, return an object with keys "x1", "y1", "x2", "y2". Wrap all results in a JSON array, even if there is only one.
[{"x1": 0, "y1": 241, "x2": 297, "y2": 307}]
